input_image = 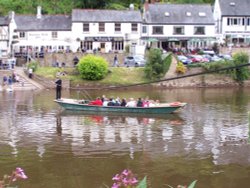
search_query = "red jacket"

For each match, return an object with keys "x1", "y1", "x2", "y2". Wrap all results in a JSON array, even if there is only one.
[{"x1": 89, "y1": 99, "x2": 103, "y2": 106}]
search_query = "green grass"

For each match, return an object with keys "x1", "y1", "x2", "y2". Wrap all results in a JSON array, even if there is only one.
[{"x1": 35, "y1": 67, "x2": 150, "y2": 86}]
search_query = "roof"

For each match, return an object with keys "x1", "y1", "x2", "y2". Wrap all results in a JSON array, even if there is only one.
[
  {"x1": 0, "y1": 16, "x2": 9, "y2": 26},
  {"x1": 72, "y1": 9, "x2": 142, "y2": 23},
  {"x1": 14, "y1": 15, "x2": 71, "y2": 31},
  {"x1": 145, "y1": 4, "x2": 214, "y2": 25},
  {"x1": 219, "y1": 0, "x2": 250, "y2": 16}
]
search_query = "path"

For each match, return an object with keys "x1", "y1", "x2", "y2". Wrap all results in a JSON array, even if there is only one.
[{"x1": 3, "y1": 67, "x2": 45, "y2": 91}]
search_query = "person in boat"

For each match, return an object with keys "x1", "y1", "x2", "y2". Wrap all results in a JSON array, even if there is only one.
[
  {"x1": 114, "y1": 98, "x2": 121, "y2": 106},
  {"x1": 136, "y1": 98, "x2": 143, "y2": 107},
  {"x1": 107, "y1": 98, "x2": 115, "y2": 106},
  {"x1": 55, "y1": 76, "x2": 62, "y2": 99},
  {"x1": 120, "y1": 98, "x2": 127, "y2": 106},
  {"x1": 126, "y1": 98, "x2": 136, "y2": 107},
  {"x1": 89, "y1": 97, "x2": 103, "y2": 106},
  {"x1": 102, "y1": 97, "x2": 109, "y2": 106}
]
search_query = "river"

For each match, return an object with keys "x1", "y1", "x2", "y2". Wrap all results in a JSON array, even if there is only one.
[{"x1": 0, "y1": 88, "x2": 249, "y2": 188}]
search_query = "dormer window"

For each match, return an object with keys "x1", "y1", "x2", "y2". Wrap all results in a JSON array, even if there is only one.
[
  {"x1": 199, "y1": 12, "x2": 206, "y2": 17},
  {"x1": 164, "y1": 12, "x2": 170, "y2": 17},
  {"x1": 186, "y1": 12, "x2": 191, "y2": 16}
]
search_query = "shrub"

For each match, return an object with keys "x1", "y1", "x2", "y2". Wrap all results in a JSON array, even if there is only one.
[
  {"x1": 77, "y1": 54, "x2": 108, "y2": 80},
  {"x1": 27, "y1": 61, "x2": 39, "y2": 72},
  {"x1": 176, "y1": 62, "x2": 187, "y2": 74},
  {"x1": 231, "y1": 52, "x2": 250, "y2": 83}
]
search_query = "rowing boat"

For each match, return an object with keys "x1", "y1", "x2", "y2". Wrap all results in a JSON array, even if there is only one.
[{"x1": 54, "y1": 98, "x2": 186, "y2": 114}]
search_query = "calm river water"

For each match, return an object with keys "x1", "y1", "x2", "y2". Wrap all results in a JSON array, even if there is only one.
[{"x1": 0, "y1": 88, "x2": 250, "y2": 188}]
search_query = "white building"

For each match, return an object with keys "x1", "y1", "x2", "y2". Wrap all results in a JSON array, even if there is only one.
[
  {"x1": 71, "y1": 8, "x2": 142, "y2": 53},
  {"x1": 142, "y1": 3, "x2": 215, "y2": 51},
  {"x1": 11, "y1": 6, "x2": 72, "y2": 56},
  {"x1": 0, "y1": 16, "x2": 9, "y2": 58},
  {"x1": 213, "y1": 0, "x2": 250, "y2": 46}
]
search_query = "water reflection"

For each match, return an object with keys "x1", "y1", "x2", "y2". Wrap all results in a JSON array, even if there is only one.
[{"x1": 1, "y1": 89, "x2": 250, "y2": 188}]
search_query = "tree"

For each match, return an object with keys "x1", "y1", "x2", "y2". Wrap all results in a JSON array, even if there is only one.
[{"x1": 144, "y1": 48, "x2": 164, "y2": 80}]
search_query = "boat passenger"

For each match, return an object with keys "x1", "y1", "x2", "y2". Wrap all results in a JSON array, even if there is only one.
[
  {"x1": 126, "y1": 98, "x2": 136, "y2": 107},
  {"x1": 143, "y1": 100, "x2": 149, "y2": 107},
  {"x1": 114, "y1": 99, "x2": 121, "y2": 106},
  {"x1": 107, "y1": 98, "x2": 115, "y2": 106},
  {"x1": 136, "y1": 98, "x2": 143, "y2": 107},
  {"x1": 148, "y1": 100, "x2": 156, "y2": 107},
  {"x1": 103, "y1": 97, "x2": 109, "y2": 106},
  {"x1": 89, "y1": 97, "x2": 103, "y2": 106},
  {"x1": 101, "y1": 95, "x2": 106, "y2": 102},
  {"x1": 120, "y1": 98, "x2": 127, "y2": 106}
]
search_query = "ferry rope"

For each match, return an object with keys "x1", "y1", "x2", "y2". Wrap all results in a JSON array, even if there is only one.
[{"x1": 68, "y1": 63, "x2": 250, "y2": 91}]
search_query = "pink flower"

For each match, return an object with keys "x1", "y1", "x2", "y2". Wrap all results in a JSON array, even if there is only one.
[
  {"x1": 112, "y1": 174, "x2": 120, "y2": 181},
  {"x1": 131, "y1": 177, "x2": 138, "y2": 185},
  {"x1": 12, "y1": 167, "x2": 28, "y2": 181},
  {"x1": 111, "y1": 182, "x2": 120, "y2": 188},
  {"x1": 122, "y1": 169, "x2": 130, "y2": 176}
]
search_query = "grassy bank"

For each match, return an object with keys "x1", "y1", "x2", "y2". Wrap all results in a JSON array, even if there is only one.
[{"x1": 35, "y1": 67, "x2": 150, "y2": 86}]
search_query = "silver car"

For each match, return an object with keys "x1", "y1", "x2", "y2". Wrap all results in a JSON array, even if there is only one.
[{"x1": 124, "y1": 55, "x2": 146, "y2": 67}]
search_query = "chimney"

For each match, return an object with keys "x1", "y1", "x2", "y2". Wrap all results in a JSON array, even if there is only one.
[
  {"x1": 9, "y1": 11, "x2": 15, "y2": 20},
  {"x1": 37, "y1": 6, "x2": 42, "y2": 19},
  {"x1": 129, "y1": 4, "x2": 134, "y2": 10},
  {"x1": 144, "y1": 0, "x2": 149, "y2": 11}
]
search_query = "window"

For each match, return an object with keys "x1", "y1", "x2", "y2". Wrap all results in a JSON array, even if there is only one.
[
  {"x1": 173, "y1": 26, "x2": 184, "y2": 35},
  {"x1": 83, "y1": 41, "x2": 93, "y2": 50},
  {"x1": 152, "y1": 26, "x2": 163, "y2": 34},
  {"x1": 142, "y1": 25, "x2": 147, "y2": 33},
  {"x1": 194, "y1": 26, "x2": 205, "y2": 35},
  {"x1": 99, "y1": 22, "x2": 105, "y2": 32},
  {"x1": 83, "y1": 23, "x2": 89, "y2": 32},
  {"x1": 247, "y1": 18, "x2": 250, "y2": 26},
  {"x1": 19, "y1": 32, "x2": 25, "y2": 38},
  {"x1": 52, "y1": 31, "x2": 58, "y2": 38},
  {"x1": 112, "y1": 41, "x2": 124, "y2": 51},
  {"x1": 131, "y1": 23, "x2": 138, "y2": 32},
  {"x1": 115, "y1": 23, "x2": 121, "y2": 32},
  {"x1": 227, "y1": 17, "x2": 244, "y2": 26}
]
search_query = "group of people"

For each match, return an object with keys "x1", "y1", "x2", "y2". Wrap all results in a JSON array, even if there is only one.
[
  {"x1": 2, "y1": 72, "x2": 21, "y2": 86},
  {"x1": 89, "y1": 96, "x2": 159, "y2": 107}
]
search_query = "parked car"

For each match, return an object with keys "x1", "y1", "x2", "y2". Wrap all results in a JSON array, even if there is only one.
[
  {"x1": 177, "y1": 55, "x2": 192, "y2": 65},
  {"x1": 187, "y1": 55, "x2": 203, "y2": 63},
  {"x1": 218, "y1": 54, "x2": 233, "y2": 61},
  {"x1": 124, "y1": 55, "x2": 146, "y2": 67},
  {"x1": 211, "y1": 55, "x2": 223, "y2": 62}
]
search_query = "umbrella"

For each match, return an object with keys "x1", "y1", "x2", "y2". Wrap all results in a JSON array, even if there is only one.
[{"x1": 146, "y1": 38, "x2": 158, "y2": 42}]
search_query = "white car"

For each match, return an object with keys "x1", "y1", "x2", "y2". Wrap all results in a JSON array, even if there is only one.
[{"x1": 124, "y1": 55, "x2": 146, "y2": 67}]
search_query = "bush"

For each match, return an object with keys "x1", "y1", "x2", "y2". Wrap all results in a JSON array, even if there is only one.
[
  {"x1": 144, "y1": 48, "x2": 171, "y2": 80},
  {"x1": 232, "y1": 52, "x2": 250, "y2": 83},
  {"x1": 77, "y1": 55, "x2": 108, "y2": 80},
  {"x1": 176, "y1": 62, "x2": 187, "y2": 74},
  {"x1": 27, "y1": 61, "x2": 39, "y2": 72}
]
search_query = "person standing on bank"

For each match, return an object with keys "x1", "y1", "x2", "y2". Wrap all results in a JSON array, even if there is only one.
[
  {"x1": 55, "y1": 77, "x2": 62, "y2": 99},
  {"x1": 113, "y1": 54, "x2": 118, "y2": 67}
]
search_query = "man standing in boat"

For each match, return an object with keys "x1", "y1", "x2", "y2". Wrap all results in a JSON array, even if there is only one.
[{"x1": 55, "y1": 76, "x2": 62, "y2": 99}]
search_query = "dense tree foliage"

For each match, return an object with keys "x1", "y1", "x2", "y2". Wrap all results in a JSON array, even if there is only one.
[{"x1": 0, "y1": 0, "x2": 215, "y2": 15}]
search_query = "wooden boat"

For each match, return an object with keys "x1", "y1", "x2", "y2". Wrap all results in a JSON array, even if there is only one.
[{"x1": 54, "y1": 98, "x2": 186, "y2": 114}]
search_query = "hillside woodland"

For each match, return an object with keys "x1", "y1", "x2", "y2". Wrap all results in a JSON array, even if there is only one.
[{"x1": 0, "y1": 0, "x2": 215, "y2": 15}]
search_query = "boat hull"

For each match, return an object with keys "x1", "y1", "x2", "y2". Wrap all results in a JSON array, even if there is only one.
[{"x1": 54, "y1": 98, "x2": 186, "y2": 114}]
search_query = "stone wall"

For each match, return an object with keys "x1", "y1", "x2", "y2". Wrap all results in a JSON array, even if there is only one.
[{"x1": 43, "y1": 52, "x2": 127, "y2": 67}]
